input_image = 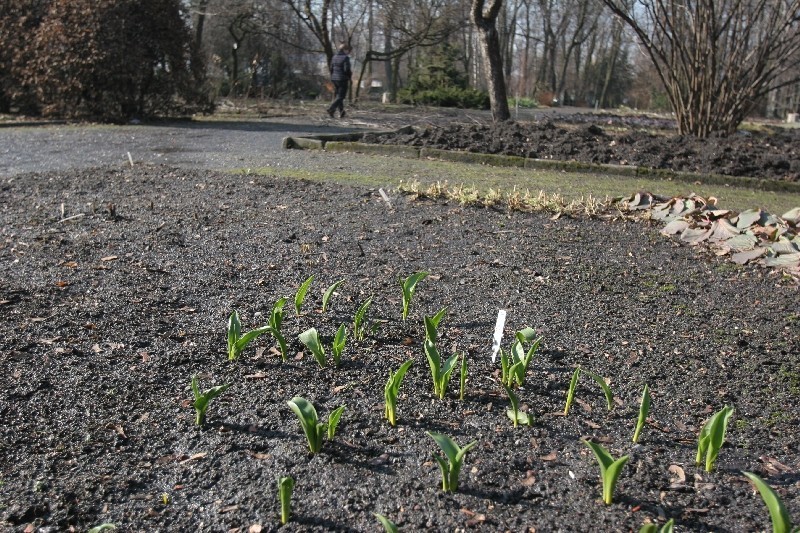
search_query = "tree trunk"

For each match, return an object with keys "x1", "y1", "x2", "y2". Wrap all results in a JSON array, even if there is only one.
[{"x1": 471, "y1": 0, "x2": 510, "y2": 121}]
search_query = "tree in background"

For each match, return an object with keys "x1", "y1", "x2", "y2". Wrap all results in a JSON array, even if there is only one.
[
  {"x1": 472, "y1": 0, "x2": 511, "y2": 121},
  {"x1": 1, "y1": 0, "x2": 211, "y2": 121},
  {"x1": 602, "y1": 0, "x2": 800, "y2": 136}
]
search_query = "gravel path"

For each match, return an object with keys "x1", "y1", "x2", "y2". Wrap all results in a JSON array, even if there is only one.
[{"x1": 0, "y1": 118, "x2": 367, "y2": 177}]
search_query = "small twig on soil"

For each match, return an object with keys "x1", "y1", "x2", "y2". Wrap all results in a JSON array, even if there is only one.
[{"x1": 57, "y1": 213, "x2": 85, "y2": 223}]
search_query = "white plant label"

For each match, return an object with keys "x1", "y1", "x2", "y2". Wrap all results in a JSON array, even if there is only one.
[{"x1": 491, "y1": 309, "x2": 506, "y2": 363}]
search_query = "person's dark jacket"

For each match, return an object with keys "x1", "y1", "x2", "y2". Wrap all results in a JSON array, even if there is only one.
[{"x1": 330, "y1": 50, "x2": 352, "y2": 82}]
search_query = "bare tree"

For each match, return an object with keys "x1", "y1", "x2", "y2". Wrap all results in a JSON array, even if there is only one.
[
  {"x1": 602, "y1": 0, "x2": 800, "y2": 136},
  {"x1": 472, "y1": 0, "x2": 511, "y2": 121},
  {"x1": 354, "y1": 0, "x2": 463, "y2": 101}
]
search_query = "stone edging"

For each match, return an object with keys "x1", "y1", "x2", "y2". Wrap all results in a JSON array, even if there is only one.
[{"x1": 282, "y1": 130, "x2": 800, "y2": 194}]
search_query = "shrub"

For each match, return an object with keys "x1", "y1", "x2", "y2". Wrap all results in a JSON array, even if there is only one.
[{"x1": 5, "y1": 0, "x2": 212, "y2": 121}]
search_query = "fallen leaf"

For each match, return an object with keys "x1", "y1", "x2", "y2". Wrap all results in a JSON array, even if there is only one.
[
  {"x1": 760, "y1": 456, "x2": 792, "y2": 475},
  {"x1": 179, "y1": 452, "x2": 208, "y2": 464},
  {"x1": 219, "y1": 504, "x2": 239, "y2": 513},
  {"x1": 245, "y1": 373, "x2": 267, "y2": 379},
  {"x1": 540, "y1": 451, "x2": 558, "y2": 461},
  {"x1": 668, "y1": 464, "x2": 686, "y2": 484},
  {"x1": 100, "y1": 255, "x2": 118, "y2": 262},
  {"x1": 521, "y1": 471, "x2": 537, "y2": 486},
  {"x1": 63, "y1": 261, "x2": 78, "y2": 268},
  {"x1": 249, "y1": 525, "x2": 263, "y2": 533}
]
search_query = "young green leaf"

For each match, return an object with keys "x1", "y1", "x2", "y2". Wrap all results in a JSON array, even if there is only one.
[
  {"x1": 696, "y1": 405, "x2": 734, "y2": 472},
  {"x1": 459, "y1": 353, "x2": 467, "y2": 401},
  {"x1": 331, "y1": 323, "x2": 347, "y2": 367},
  {"x1": 299, "y1": 327, "x2": 326, "y2": 368},
  {"x1": 287, "y1": 397, "x2": 344, "y2": 453},
  {"x1": 639, "y1": 519, "x2": 675, "y2": 533},
  {"x1": 227, "y1": 310, "x2": 270, "y2": 360},
  {"x1": 353, "y1": 296, "x2": 373, "y2": 341},
  {"x1": 294, "y1": 274, "x2": 314, "y2": 316},
  {"x1": 584, "y1": 369, "x2": 614, "y2": 411},
  {"x1": 503, "y1": 384, "x2": 532, "y2": 427},
  {"x1": 424, "y1": 339, "x2": 458, "y2": 399},
  {"x1": 742, "y1": 471, "x2": 794, "y2": 533},
  {"x1": 191, "y1": 375, "x2": 231, "y2": 426},
  {"x1": 564, "y1": 366, "x2": 581, "y2": 415},
  {"x1": 401, "y1": 271, "x2": 428, "y2": 321},
  {"x1": 375, "y1": 513, "x2": 399, "y2": 533},
  {"x1": 321, "y1": 279, "x2": 345, "y2": 312},
  {"x1": 584, "y1": 439, "x2": 630, "y2": 505},
  {"x1": 427, "y1": 432, "x2": 478, "y2": 492},
  {"x1": 384, "y1": 359, "x2": 414, "y2": 426},
  {"x1": 287, "y1": 396, "x2": 325, "y2": 453},
  {"x1": 269, "y1": 297, "x2": 289, "y2": 361},
  {"x1": 278, "y1": 476, "x2": 294, "y2": 525},
  {"x1": 327, "y1": 405, "x2": 345, "y2": 440},
  {"x1": 424, "y1": 307, "x2": 448, "y2": 343},
  {"x1": 633, "y1": 384, "x2": 651, "y2": 443}
]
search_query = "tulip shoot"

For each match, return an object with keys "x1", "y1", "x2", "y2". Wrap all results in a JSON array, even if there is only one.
[
  {"x1": 278, "y1": 476, "x2": 294, "y2": 525},
  {"x1": 401, "y1": 271, "x2": 428, "y2": 321},
  {"x1": 331, "y1": 323, "x2": 347, "y2": 367},
  {"x1": 427, "y1": 432, "x2": 478, "y2": 492},
  {"x1": 584, "y1": 439, "x2": 629, "y2": 505},
  {"x1": 287, "y1": 396, "x2": 345, "y2": 453},
  {"x1": 424, "y1": 339, "x2": 458, "y2": 399},
  {"x1": 742, "y1": 471, "x2": 794, "y2": 533},
  {"x1": 227, "y1": 310, "x2": 270, "y2": 361},
  {"x1": 632, "y1": 384, "x2": 651, "y2": 443},
  {"x1": 322, "y1": 279, "x2": 345, "y2": 312},
  {"x1": 696, "y1": 405, "x2": 734, "y2": 472},
  {"x1": 191, "y1": 376, "x2": 231, "y2": 426},
  {"x1": 385, "y1": 360, "x2": 414, "y2": 426},
  {"x1": 294, "y1": 274, "x2": 314, "y2": 316},
  {"x1": 299, "y1": 327, "x2": 326, "y2": 368}
]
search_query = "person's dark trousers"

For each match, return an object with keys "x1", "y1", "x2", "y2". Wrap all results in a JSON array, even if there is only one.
[{"x1": 327, "y1": 80, "x2": 349, "y2": 116}]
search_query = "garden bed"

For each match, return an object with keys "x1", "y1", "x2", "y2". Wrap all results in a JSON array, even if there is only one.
[{"x1": 1, "y1": 165, "x2": 798, "y2": 531}]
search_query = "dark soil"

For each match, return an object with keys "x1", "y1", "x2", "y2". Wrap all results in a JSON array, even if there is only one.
[
  {"x1": 362, "y1": 116, "x2": 800, "y2": 182},
  {"x1": 1, "y1": 164, "x2": 798, "y2": 532}
]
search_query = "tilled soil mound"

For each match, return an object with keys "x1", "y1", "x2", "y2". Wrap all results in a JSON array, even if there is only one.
[
  {"x1": 1, "y1": 165, "x2": 798, "y2": 532},
  {"x1": 362, "y1": 119, "x2": 800, "y2": 182}
]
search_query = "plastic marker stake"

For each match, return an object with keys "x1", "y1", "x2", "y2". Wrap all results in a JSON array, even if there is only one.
[{"x1": 491, "y1": 309, "x2": 506, "y2": 363}]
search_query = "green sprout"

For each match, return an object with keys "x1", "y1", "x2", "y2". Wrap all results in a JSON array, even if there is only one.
[
  {"x1": 563, "y1": 366, "x2": 613, "y2": 414},
  {"x1": 227, "y1": 310, "x2": 270, "y2": 361},
  {"x1": 278, "y1": 476, "x2": 294, "y2": 525},
  {"x1": 375, "y1": 513, "x2": 399, "y2": 533},
  {"x1": 503, "y1": 384, "x2": 532, "y2": 427},
  {"x1": 401, "y1": 271, "x2": 428, "y2": 321},
  {"x1": 299, "y1": 327, "x2": 326, "y2": 367},
  {"x1": 191, "y1": 375, "x2": 231, "y2": 426},
  {"x1": 742, "y1": 471, "x2": 795, "y2": 533},
  {"x1": 639, "y1": 518, "x2": 675, "y2": 533},
  {"x1": 353, "y1": 296, "x2": 374, "y2": 341},
  {"x1": 268, "y1": 297, "x2": 289, "y2": 361},
  {"x1": 385, "y1": 360, "x2": 414, "y2": 426},
  {"x1": 584, "y1": 369, "x2": 614, "y2": 411},
  {"x1": 424, "y1": 339, "x2": 458, "y2": 399},
  {"x1": 696, "y1": 405, "x2": 734, "y2": 472},
  {"x1": 423, "y1": 307, "x2": 447, "y2": 343},
  {"x1": 459, "y1": 353, "x2": 467, "y2": 400},
  {"x1": 564, "y1": 366, "x2": 581, "y2": 415},
  {"x1": 294, "y1": 274, "x2": 314, "y2": 315},
  {"x1": 500, "y1": 329, "x2": 541, "y2": 387},
  {"x1": 331, "y1": 323, "x2": 347, "y2": 367},
  {"x1": 632, "y1": 384, "x2": 651, "y2": 443},
  {"x1": 427, "y1": 432, "x2": 478, "y2": 492},
  {"x1": 322, "y1": 279, "x2": 345, "y2": 312},
  {"x1": 583, "y1": 439, "x2": 630, "y2": 505},
  {"x1": 287, "y1": 396, "x2": 345, "y2": 454}
]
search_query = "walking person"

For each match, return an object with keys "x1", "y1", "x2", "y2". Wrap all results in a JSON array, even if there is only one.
[{"x1": 327, "y1": 43, "x2": 352, "y2": 118}]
